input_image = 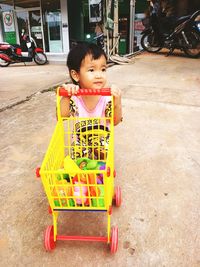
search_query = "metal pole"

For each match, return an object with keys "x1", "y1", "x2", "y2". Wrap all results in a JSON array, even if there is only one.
[
  {"x1": 113, "y1": 0, "x2": 118, "y2": 55},
  {"x1": 129, "y1": 0, "x2": 136, "y2": 53}
]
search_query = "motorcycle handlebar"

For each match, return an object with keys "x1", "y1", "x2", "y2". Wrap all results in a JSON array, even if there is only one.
[{"x1": 191, "y1": 10, "x2": 200, "y2": 21}]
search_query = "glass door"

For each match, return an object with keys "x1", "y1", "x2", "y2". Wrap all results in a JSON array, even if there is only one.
[
  {"x1": 46, "y1": 11, "x2": 62, "y2": 52},
  {"x1": 29, "y1": 10, "x2": 43, "y2": 49}
]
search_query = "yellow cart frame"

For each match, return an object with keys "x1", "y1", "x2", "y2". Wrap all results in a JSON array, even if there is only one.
[{"x1": 37, "y1": 87, "x2": 121, "y2": 253}]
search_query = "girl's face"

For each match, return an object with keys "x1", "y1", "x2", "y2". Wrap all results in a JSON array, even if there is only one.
[{"x1": 75, "y1": 54, "x2": 107, "y2": 89}]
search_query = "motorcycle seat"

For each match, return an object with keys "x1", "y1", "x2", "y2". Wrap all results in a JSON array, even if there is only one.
[{"x1": 12, "y1": 44, "x2": 21, "y2": 48}]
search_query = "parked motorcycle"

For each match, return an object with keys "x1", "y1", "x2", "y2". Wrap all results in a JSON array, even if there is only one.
[
  {"x1": 0, "y1": 32, "x2": 47, "y2": 67},
  {"x1": 141, "y1": 10, "x2": 200, "y2": 58}
]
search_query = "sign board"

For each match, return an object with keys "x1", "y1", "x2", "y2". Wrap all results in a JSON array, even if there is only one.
[
  {"x1": 3, "y1": 11, "x2": 16, "y2": 44},
  {"x1": 88, "y1": 0, "x2": 102, "y2": 22},
  {"x1": 31, "y1": 26, "x2": 42, "y2": 33},
  {"x1": 3, "y1": 11, "x2": 15, "y2": 32}
]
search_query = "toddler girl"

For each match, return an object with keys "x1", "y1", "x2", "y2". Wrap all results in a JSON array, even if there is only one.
[{"x1": 60, "y1": 42, "x2": 122, "y2": 159}]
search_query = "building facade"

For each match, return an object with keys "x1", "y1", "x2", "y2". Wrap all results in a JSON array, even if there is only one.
[
  {"x1": 0, "y1": 0, "x2": 106, "y2": 56},
  {"x1": 0, "y1": 0, "x2": 199, "y2": 57},
  {"x1": 0, "y1": 0, "x2": 149, "y2": 56},
  {"x1": 0, "y1": 0, "x2": 70, "y2": 55}
]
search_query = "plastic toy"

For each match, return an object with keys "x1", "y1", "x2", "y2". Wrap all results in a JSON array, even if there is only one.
[
  {"x1": 73, "y1": 181, "x2": 89, "y2": 205},
  {"x1": 51, "y1": 177, "x2": 73, "y2": 207},
  {"x1": 92, "y1": 186, "x2": 104, "y2": 207},
  {"x1": 76, "y1": 158, "x2": 106, "y2": 184},
  {"x1": 76, "y1": 157, "x2": 90, "y2": 170},
  {"x1": 54, "y1": 198, "x2": 75, "y2": 207},
  {"x1": 51, "y1": 179, "x2": 72, "y2": 197},
  {"x1": 72, "y1": 174, "x2": 87, "y2": 184},
  {"x1": 64, "y1": 156, "x2": 81, "y2": 172},
  {"x1": 88, "y1": 173, "x2": 100, "y2": 197},
  {"x1": 57, "y1": 169, "x2": 70, "y2": 182},
  {"x1": 74, "y1": 158, "x2": 106, "y2": 197},
  {"x1": 73, "y1": 172, "x2": 100, "y2": 197},
  {"x1": 76, "y1": 158, "x2": 106, "y2": 171}
]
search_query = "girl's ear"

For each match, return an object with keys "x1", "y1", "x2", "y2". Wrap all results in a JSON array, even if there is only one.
[{"x1": 70, "y1": 70, "x2": 80, "y2": 83}]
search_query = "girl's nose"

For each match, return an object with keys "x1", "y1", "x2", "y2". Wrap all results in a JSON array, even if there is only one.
[{"x1": 95, "y1": 71, "x2": 102, "y2": 78}]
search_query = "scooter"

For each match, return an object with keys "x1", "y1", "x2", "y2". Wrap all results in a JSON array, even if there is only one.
[
  {"x1": 141, "y1": 10, "x2": 200, "y2": 58},
  {"x1": 0, "y1": 32, "x2": 47, "y2": 67}
]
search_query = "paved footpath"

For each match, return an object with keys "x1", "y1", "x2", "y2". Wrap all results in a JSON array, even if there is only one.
[
  {"x1": 0, "y1": 52, "x2": 200, "y2": 267},
  {"x1": 0, "y1": 62, "x2": 68, "y2": 111}
]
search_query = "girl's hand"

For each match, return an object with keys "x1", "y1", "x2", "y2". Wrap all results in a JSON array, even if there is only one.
[
  {"x1": 62, "y1": 83, "x2": 79, "y2": 97},
  {"x1": 60, "y1": 84, "x2": 79, "y2": 117},
  {"x1": 110, "y1": 84, "x2": 122, "y2": 125},
  {"x1": 111, "y1": 84, "x2": 122, "y2": 107}
]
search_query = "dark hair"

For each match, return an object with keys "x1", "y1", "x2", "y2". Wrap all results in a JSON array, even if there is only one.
[{"x1": 67, "y1": 42, "x2": 107, "y2": 84}]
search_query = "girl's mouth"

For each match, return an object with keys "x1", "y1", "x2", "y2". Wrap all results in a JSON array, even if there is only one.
[{"x1": 93, "y1": 82, "x2": 103, "y2": 86}]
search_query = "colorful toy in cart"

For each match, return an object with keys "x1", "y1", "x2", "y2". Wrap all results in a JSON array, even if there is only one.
[
  {"x1": 51, "y1": 177, "x2": 74, "y2": 207},
  {"x1": 51, "y1": 157, "x2": 107, "y2": 207}
]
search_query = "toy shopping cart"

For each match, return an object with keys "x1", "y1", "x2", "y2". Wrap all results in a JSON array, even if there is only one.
[{"x1": 36, "y1": 87, "x2": 122, "y2": 253}]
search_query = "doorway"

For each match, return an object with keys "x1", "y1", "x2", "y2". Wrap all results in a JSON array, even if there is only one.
[
  {"x1": 45, "y1": 11, "x2": 63, "y2": 52},
  {"x1": 16, "y1": 8, "x2": 44, "y2": 51}
]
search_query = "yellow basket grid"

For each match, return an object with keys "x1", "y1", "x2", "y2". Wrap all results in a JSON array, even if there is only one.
[{"x1": 40, "y1": 90, "x2": 115, "y2": 212}]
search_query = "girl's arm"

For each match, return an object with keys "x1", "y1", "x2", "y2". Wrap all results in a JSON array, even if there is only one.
[
  {"x1": 111, "y1": 85, "x2": 123, "y2": 126},
  {"x1": 60, "y1": 84, "x2": 79, "y2": 117},
  {"x1": 60, "y1": 96, "x2": 71, "y2": 117}
]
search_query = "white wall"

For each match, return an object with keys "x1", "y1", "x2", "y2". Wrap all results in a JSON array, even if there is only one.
[{"x1": 60, "y1": 0, "x2": 70, "y2": 54}]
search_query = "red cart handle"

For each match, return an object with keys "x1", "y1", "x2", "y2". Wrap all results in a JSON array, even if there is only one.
[{"x1": 58, "y1": 87, "x2": 111, "y2": 96}]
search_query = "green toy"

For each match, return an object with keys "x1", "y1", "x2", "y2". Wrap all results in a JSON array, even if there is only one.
[
  {"x1": 76, "y1": 158, "x2": 105, "y2": 171},
  {"x1": 54, "y1": 198, "x2": 75, "y2": 207},
  {"x1": 57, "y1": 169, "x2": 70, "y2": 182},
  {"x1": 54, "y1": 199, "x2": 60, "y2": 207},
  {"x1": 91, "y1": 186, "x2": 105, "y2": 207}
]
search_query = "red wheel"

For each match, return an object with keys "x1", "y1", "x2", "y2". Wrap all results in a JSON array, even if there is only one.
[
  {"x1": 110, "y1": 226, "x2": 118, "y2": 254},
  {"x1": 48, "y1": 205, "x2": 52, "y2": 214},
  {"x1": 36, "y1": 167, "x2": 40, "y2": 178},
  {"x1": 107, "y1": 167, "x2": 110, "y2": 177},
  {"x1": 114, "y1": 186, "x2": 122, "y2": 207},
  {"x1": 44, "y1": 225, "x2": 56, "y2": 251}
]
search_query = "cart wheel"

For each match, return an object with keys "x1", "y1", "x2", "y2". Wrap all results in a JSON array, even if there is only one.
[
  {"x1": 114, "y1": 186, "x2": 122, "y2": 207},
  {"x1": 110, "y1": 226, "x2": 118, "y2": 254},
  {"x1": 36, "y1": 167, "x2": 40, "y2": 178},
  {"x1": 48, "y1": 205, "x2": 52, "y2": 214},
  {"x1": 44, "y1": 225, "x2": 56, "y2": 251}
]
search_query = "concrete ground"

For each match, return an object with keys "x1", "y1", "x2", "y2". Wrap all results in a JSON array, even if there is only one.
[{"x1": 0, "y1": 52, "x2": 200, "y2": 267}]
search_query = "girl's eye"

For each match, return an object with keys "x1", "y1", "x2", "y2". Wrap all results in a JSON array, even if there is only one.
[
  {"x1": 88, "y1": 69, "x2": 94, "y2": 72},
  {"x1": 102, "y1": 68, "x2": 106, "y2": 72}
]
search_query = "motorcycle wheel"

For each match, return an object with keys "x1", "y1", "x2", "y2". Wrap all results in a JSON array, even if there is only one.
[
  {"x1": 141, "y1": 32, "x2": 162, "y2": 53},
  {"x1": 0, "y1": 56, "x2": 10, "y2": 67},
  {"x1": 34, "y1": 52, "x2": 47, "y2": 65},
  {"x1": 183, "y1": 30, "x2": 200, "y2": 58}
]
